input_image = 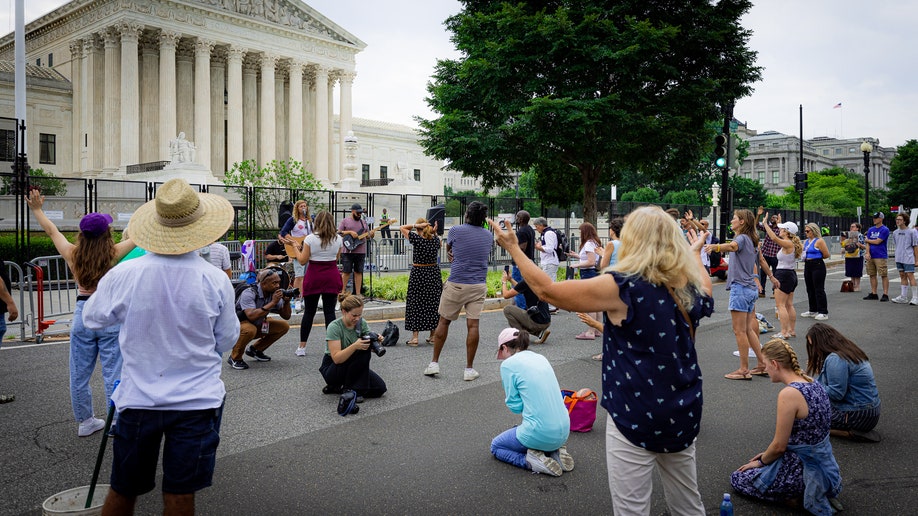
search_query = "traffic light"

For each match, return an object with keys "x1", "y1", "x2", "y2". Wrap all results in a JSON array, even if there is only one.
[
  {"x1": 794, "y1": 172, "x2": 808, "y2": 192},
  {"x1": 714, "y1": 134, "x2": 728, "y2": 168}
]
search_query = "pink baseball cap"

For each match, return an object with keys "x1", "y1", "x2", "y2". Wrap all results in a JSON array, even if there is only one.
[{"x1": 496, "y1": 328, "x2": 520, "y2": 358}]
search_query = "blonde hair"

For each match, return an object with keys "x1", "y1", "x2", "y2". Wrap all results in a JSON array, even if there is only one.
[
  {"x1": 415, "y1": 217, "x2": 436, "y2": 239},
  {"x1": 339, "y1": 294, "x2": 364, "y2": 313},
  {"x1": 733, "y1": 209, "x2": 759, "y2": 248},
  {"x1": 787, "y1": 232, "x2": 804, "y2": 259},
  {"x1": 293, "y1": 199, "x2": 310, "y2": 221},
  {"x1": 762, "y1": 338, "x2": 812, "y2": 381},
  {"x1": 805, "y1": 223, "x2": 821, "y2": 240},
  {"x1": 610, "y1": 205, "x2": 703, "y2": 308}
]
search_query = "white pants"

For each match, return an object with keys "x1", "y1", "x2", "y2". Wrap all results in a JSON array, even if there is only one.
[
  {"x1": 605, "y1": 415, "x2": 704, "y2": 516},
  {"x1": 540, "y1": 262, "x2": 559, "y2": 283}
]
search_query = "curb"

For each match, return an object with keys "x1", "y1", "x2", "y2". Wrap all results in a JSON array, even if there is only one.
[{"x1": 289, "y1": 297, "x2": 515, "y2": 325}]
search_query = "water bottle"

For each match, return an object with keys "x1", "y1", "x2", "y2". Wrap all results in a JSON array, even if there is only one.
[{"x1": 720, "y1": 493, "x2": 734, "y2": 516}]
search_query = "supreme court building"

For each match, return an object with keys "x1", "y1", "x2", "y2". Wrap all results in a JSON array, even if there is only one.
[{"x1": 0, "y1": 0, "x2": 443, "y2": 195}]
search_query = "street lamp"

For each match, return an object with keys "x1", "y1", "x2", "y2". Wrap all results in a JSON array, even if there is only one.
[
  {"x1": 860, "y1": 140, "x2": 873, "y2": 217},
  {"x1": 343, "y1": 130, "x2": 358, "y2": 181},
  {"x1": 711, "y1": 183, "x2": 721, "y2": 237}
]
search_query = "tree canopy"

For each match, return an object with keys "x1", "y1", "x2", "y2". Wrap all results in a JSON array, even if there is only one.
[
  {"x1": 418, "y1": 0, "x2": 761, "y2": 224},
  {"x1": 764, "y1": 166, "x2": 888, "y2": 217},
  {"x1": 887, "y1": 139, "x2": 918, "y2": 208}
]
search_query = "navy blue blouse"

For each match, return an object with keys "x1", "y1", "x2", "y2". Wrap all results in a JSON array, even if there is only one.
[{"x1": 601, "y1": 271, "x2": 714, "y2": 453}]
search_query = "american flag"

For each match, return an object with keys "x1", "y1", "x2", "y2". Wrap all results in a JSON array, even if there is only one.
[{"x1": 833, "y1": 102, "x2": 842, "y2": 109}]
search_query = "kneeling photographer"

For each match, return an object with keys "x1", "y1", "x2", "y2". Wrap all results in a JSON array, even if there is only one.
[
  {"x1": 320, "y1": 294, "x2": 387, "y2": 401},
  {"x1": 228, "y1": 268, "x2": 294, "y2": 369}
]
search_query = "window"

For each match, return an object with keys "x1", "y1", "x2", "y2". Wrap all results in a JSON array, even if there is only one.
[
  {"x1": 822, "y1": 149, "x2": 829, "y2": 155},
  {"x1": 757, "y1": 171, "x2": 765, "y2": 184},
  {"x1": 48, "y1": 53, "x2": 53, "y2": 67},
  {"x1": 835, "y1": 148, "x2": 842, "y2": 155},
  {"x1": 414, "y1": 168, "x2": 421, "y2": 181},
  {"x1": 380, "y1": 165, "x2": 388, "y2": 179},
  {"x1": 0, "y1": 129, "x2": 15, "y2": 161},
  {"x1": 39, "y1": 133, "x2": 56, "y2": 164},
  {"x1": 772, "y1": 171, "x2": 780, "y2": 184},
  {"x1": 849, "y1": 147, "x2": 857, "y2": 153},
  {"x1": 361, "y1": 164, "x2": 369, "y2": 182},
  {"x1": 35, "y1": 58, "x2": 41, "y2": 66}
]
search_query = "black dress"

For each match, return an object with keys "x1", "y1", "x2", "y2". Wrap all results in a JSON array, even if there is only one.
[{"x1": 405, "y1": 233, "x2": 442, "y2": 332}]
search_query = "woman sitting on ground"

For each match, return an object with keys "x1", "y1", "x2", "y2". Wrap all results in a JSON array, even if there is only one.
[
  {"x1": 490, "y1": 328, "x2": 572, "y2": 477},
  {"x1": 805, "y1": 322, "x2": 881, "y2": 442},
  {"x1": 731, "y1": 338, "x2": 842, "y2": 514},
  {"x1": 319, "y1": 295, "x2": 387, "y2": 400}
]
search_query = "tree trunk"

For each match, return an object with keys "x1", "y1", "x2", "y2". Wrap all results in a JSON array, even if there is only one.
[{"x1": 581, "y1": 166, "x2": 600, "y2": 226}]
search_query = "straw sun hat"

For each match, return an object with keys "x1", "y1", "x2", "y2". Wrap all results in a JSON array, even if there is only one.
[{"x1": 127, "y1": 178, "x2": 234, "y2": 255}]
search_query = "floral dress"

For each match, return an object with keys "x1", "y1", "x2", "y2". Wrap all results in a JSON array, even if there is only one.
[
  {"x1": 731, "y1": 381, "x2": 832, "y2": 501},
  {"x1": 405, "y1": 233, "x2": 442, "y2": 332}
]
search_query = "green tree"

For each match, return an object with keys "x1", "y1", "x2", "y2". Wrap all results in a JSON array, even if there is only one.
[
  {"x1": 801, "y1": 167, "x2": 866, "y2": 217},
  {"x1": 222, "y1": 158, "x2": 326, "y2": 230},
  {"x1": 662, "y1": 189, "x2": 702, "y2": 205},
  {"x1": 418, "y1": 0, "x2": 761, "y2": 225},
  {"x1": 1, "y1": 168, "x2": 68, "y2": 196},
  {"x1": 887, "y1": 139, "x2": 918, "y2": 207},
  {"x1": 620, "y1": 187, "x2": 661, "y2": 203},
  {"x1": 729, "y1": 176, "x2": 767, "y2": 210}
]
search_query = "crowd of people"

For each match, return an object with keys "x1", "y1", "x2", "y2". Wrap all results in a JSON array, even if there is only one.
[{"x1": 9, "y1": 184, "x2": 916, "y2": 514}]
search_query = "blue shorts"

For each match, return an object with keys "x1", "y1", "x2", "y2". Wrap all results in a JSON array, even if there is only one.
[
  {"x1": 896, "y1": 262, "x2": 915, "y2": 273},
  {"x1": 110, "y1": 402, "x2": 224, "y2": 496},
  {"x1": 728, "y1": 283, "x2": 758, "y2": 313}
]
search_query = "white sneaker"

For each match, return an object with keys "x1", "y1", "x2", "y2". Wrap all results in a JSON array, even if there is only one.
[
  {"x1": 78, "y1": 417, "x2": 105, "y2": 437},
  {"x1": 814, "y1": 313, "x2": 829, "y2": 321},
  {"x1": 800, "y1": 311, "x2": 817, "y2": 318},
  {"x1": 526, "y1": 449, "x2": 562, "y2": 476},
  {"x1": 911, "y1": 298, "x2": 918, "y2": 306},
  {"x1": 424, "y1": 362, "x2": 440, "y2": 376},
  {"x1": 550, "y1": 446, "x2": 575, "y2": 472},
  {"x1": 463, "y1": 368, "x2": 480, "y2": 381},
  {"x1": 891, "y1": 295, "x2": 908, "y2": 304},
  {"x1": 295, "y1": 346, "x2": 306, "y2": 356}
]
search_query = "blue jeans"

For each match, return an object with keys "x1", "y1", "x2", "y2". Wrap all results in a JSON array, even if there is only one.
[
  {"x1": 728, "y1": 284, "x2": 758, "y2": 313},
  {"x1": 0, "y1": 314, "x2": 6, "y2": 346},
  {"x1": 70, "y1": 300, "x2": 122, "y2": 422},
  {"x1": 491, "y1": 427, "x2": 530, "y2": 470},
  {"x1": 512, "y1": 266, "x2": 526, "y2": 309}
]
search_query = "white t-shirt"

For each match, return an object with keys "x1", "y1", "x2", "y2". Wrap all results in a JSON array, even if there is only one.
[
  {"x1": 539, "y1": 229, "x2": 559, "y2": 266},
  {"x1": 305, "y1": 233, "x2": 343, "y2": 261},
  {"x1": 576, "y1": 240, "x2": 599, "y2": 268}
]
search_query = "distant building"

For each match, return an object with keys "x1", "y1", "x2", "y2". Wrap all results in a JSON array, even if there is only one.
[{"x1": 735, "y1": 123, "x2": 896, "y2": 195}]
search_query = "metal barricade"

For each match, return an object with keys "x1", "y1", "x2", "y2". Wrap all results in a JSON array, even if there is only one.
[
  {"x1": 23, "y1": 255, "x2": 77, "y2": 343},
  {"x1": 1, "y1": 261, "x2": 28, "y2": 342}
]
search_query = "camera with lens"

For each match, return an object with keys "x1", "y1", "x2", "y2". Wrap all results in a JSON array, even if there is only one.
[
  {"x1": 281, "y1": 287, "x2": 300, "y2": 298},
  {"x1": 361, "y1": 331, "x2": 386, "y2": 357}
]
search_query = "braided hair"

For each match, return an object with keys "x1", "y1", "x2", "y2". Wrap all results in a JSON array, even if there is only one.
[{"x1": 762, "y1": 338, "x2": 812, "y2": 382}]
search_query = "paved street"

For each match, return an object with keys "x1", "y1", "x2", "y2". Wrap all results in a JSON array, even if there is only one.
[{"x1": 1, "y1": 260, "x2": 916, "y2": 515}]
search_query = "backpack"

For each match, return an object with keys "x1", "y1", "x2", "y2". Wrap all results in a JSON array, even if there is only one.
[
  {"x1": 546, "y1": 227, "x2": 570, "y2": 258},
  {"x1": 234, "y1": 283, "x2": 257, "y2": 322},
  {"x1": 708, "y1": 235, "x2": 722, "y2": 265}
]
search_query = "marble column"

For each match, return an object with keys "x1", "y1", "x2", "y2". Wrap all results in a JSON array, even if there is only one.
[
  {"x1": 303, "y1": 70, "x2": 315, "y2": 174},
  {"x1": 226, "y1": 46, "x2": 244, "y2": 169},
  {"x1": 194, "y1": 39, "x2": 214, "y2": 169},
  {"x1": 140, "y1": 34, "x2": 160, "y2": 164},
  {"x1": 176, "y1": 41, "x2": 194, "y2": 144},
  {"x1": 287, "y1": 60, "x2": 303, "y2": 163},
  {"x1": 259, "y1": 53, "x2": 277, "y2": 166},
  {"x1": 158, "y1": 31, "x2": 179, "y2": 162},
  {"x1": 89, "y1": 36, "x2": 104, "y2": 172},
  {"x1": 327, "y1": 72, "x2": 336, "y2": 183},
  {"x1": 69, "y1": 40, "x2": 82, "y2": 175},
  {"x1": 102, "y1": 27, "x2": 121, "y2": 175},
  {"x1": 242, "y1": 55, "x2": 258, "y2": 162},
  {"x1": 80, "y1": 38, "x2": 95, "y2": 173},
  {"x1": 210, "y1": 49, "x2": 226, "y2": 176},
  {"x1": 313, "y1": 65, "x2": 329, "y2": 183},
  {"x1": 274, "y1": 63, "x2": 286, "y2": 162},
  {"x1": 119, "y1": 21, "x2": 142, "y2": 172},
  {"x1": 338, "y1": 71, "x2": 355, "y2": 184}
]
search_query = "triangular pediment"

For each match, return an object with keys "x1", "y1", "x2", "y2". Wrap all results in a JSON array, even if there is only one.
[{"x1": 188, "y1": 0, "x2": 366, "y2": 49}]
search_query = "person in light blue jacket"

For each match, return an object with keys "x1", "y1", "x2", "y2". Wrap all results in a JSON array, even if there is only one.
[
  {"x1": 805, "y1": 322, "x2": 881, "y2": 442},
  {"x1": 490, "y1": 328, "x2": 572, "y2": 477}
]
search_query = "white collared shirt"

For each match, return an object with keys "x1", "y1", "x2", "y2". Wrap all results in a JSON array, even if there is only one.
[{"x1": 83, "y1": 251, "x2": 240, "y2": 412}]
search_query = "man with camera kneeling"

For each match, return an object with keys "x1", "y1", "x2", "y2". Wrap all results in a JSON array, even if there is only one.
[
  {"x1": 228, "y1": 268, "x2": 294, "y2": 370},
  {"x1": 320, "y1": 295, "x2": 387, "y2": 403}
]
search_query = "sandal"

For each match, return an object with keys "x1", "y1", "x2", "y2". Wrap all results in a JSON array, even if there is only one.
[
  {"x1": 749, "y1": 366, "x2": 769, "y2": 377},
  {"x1": 724, "y1": 370, "x2": 752, "y2": 381},
  {"x1": 406, "y1": 339, "x2": 418, "y2": 347},
  {"x1": 591, "y1": 353, "x2": 603, "y2": 361},
  {"x1": 425, "y1": 337, "x2": 435, "y2": 344}
]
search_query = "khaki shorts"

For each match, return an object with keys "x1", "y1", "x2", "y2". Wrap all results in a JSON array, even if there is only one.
[
  {"x1": 865, "y1": 258, "x2": 888, "y2": 277},
  {"x1": 438, "y1": 281, "x2": 488, "y2": 321}
]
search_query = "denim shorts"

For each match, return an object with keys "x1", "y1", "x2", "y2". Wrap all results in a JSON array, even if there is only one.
[
  {"x1": 728, "y1": 283, "x2": 758, "y2": 313},
  {"x1": 111, "y1": 402, "x2": 224, "y2": 496},
  {"x1": 896, "y1": 262, "x2": 915, "y2": 273}
]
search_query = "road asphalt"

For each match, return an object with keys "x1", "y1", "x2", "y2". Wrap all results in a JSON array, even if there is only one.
[{"x1": 1, "y1": 258, "x2": 915, "y2": 515}]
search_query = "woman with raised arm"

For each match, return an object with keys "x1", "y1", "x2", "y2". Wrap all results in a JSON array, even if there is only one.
[
  {"x1": 26, "y1": 189, "x2": 135, "y2": 437},
  {"x1": 491, "y1": 205, "x2": 713, "y2": 516},
  {"x1": 759, "y1": 215, "x2": 803, "y2": 339},
  {"x1": 731, "y1": 338, "x2": 842, "y2": 514},
  {"x1": 399, "y1": 218, "x2": 442, "y2": 346}
]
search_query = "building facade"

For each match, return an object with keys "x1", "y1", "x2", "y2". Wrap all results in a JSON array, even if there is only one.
[
  {"x1": 736, "y1": 124, "x2": 896, "y2": 196},
  {"x1": 0, "y1": 0, "x2": 442, "y2": 195}
]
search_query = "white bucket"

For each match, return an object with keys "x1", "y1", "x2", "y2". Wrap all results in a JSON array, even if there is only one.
[{"x1": 42, "y1": 485, "x2": 108, "y2": 515}]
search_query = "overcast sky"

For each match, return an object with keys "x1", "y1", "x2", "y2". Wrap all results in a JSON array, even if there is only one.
[{"x1": 4, "y1": 0, "x2": 914, "y2": 148}]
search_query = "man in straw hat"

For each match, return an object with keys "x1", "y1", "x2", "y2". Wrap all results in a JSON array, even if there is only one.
[{"x1": 83, "y1": 178, "x2": 239, "y2": 514}]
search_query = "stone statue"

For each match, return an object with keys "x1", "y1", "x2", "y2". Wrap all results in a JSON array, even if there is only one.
[{"x1": 169, "y1": 132, "x2": 197, "y2": 164}]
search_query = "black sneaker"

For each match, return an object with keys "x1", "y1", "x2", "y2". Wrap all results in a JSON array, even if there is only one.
[
  {"x1": 322, "y1": 385, "x2": 343, "y2": 395},
  {"x1": 880, "y1": 294, "x2": 890, "y2": 302},
  {"x1": 227, "y1": 357, "x2": 249, "y2": 370},
  {"x1": 245, "y1": 346, "x2": 272, "y2": 362},
  {"x1": 863, "y1": 293, "x2": 878, "y2": 300}
]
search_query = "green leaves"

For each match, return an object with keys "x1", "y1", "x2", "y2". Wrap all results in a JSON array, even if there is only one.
[{"x1": 887, "y1": 140, "x2": 918, "y2": 207}]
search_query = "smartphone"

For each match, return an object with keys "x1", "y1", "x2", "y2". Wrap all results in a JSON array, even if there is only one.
[{"x1": 503, "y1": 265, "x2": 510, "y2": 274}]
